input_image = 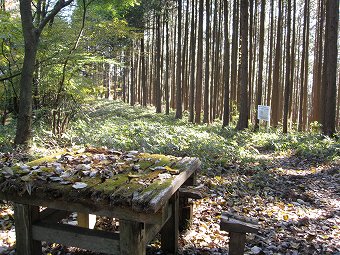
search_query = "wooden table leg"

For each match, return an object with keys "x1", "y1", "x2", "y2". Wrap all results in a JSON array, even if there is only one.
[
  {"x1": 161, "y1": 191, "x2": 179, "y2": 254},
  {"x1": 14, "y1": 203, "x2": 41, "y2": 255},
  {"x1": 120, "y1": 220, "x2": 146, "y2": 255},
  {"x1": 179, "y1": 171, "x2": 197, "y2": 231},
  {"x1": 229, "y1": 232, "x2": 247, "y2": 255}
]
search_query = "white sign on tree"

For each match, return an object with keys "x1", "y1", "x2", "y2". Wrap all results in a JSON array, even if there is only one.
[{"x1": 257, "y1": 105, "x2": 271, "y2": 122}]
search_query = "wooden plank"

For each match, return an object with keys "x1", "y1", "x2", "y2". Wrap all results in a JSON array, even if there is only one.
[
  {"x1": 145, "y1": 202, "x2": 172, "y2": 244},
  {"x1": 14, "y1": 203, "x2": 42, "y2": 255},
  {"x1": 120, "y1": 220, "x2": 146, "y2": 255},
  {"x1": 32, "y1": 221, "x2": 120, "y2": 255},
  {"x1": 137, "y1": 158, "x2": 201, "y2": 213},
  {"x1": 229, "y1": 232, "x2": 246, "y2": 255},
  {"x1": 161, "y1": 191, "x2": 179, "y2": 254},
  {"x1": 40, "y1": 208, "x2": 70, "y2": 223},
  {"x1": 0, "y1": 193, "x2": 163, "y2": 224},
  {"x1": 220, "y1": 215, "x2": 259, "y2": 234}
]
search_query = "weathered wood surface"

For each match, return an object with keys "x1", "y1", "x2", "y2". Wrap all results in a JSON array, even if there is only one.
[
  {"x1": 161, "y1": 191, "x2": 179, "y2": 254},
  {"x1": 14, "y1": 204, "x2": 41, "y2": 255},
  {"x1": 220, "y1": 213, "x2": 259, "y2": 234},
  {"x1": 0, "y1": 148, "x2": 201, "y2": 214},
  {"x1": 229, "y1": 232, "x2": 247, "y2": 255},
  {"x1": 32, "y1": 221, "x2": 120, "y2": 254},
  {"x1": 220, "y1": 212, "x2": 259, "y2": 255},
  {"x1": 120, "y1": 220, "x2": 146, "y2": 255}
]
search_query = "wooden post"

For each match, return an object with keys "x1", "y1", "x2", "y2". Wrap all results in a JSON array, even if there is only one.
[
  {"x1": 161, "y1": 191, "x2": 179, "y2": 254},
  {"x1": 179, "y1": 171, "x2": 198, "y2": 231},
  {"x1": 120, "y1": 220, "x2": 146, "y2": 255},
  {"x1": 220, "y1": 212, "x2": 259, "y2": 255},
  {"x1": 14, "y1": 203, "x2": 41, "y2": 255},
  {"x1": 229, "y1": 232, "x2": 247, "y2": 255}
]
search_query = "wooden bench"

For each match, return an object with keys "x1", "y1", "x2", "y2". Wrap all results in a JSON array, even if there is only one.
[{"x1": 220, "y1": 211, "x2": 259, "y2": 255}]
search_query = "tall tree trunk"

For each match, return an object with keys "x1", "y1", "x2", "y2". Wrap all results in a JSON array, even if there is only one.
[
  {"x1": 141, "y1": 37, "x2": 147, "y2": 107},
  {"x1": 236, "y1": 0, "x2": 248, "y2": 130},
  {"x1": 155, "y1": 13, "x2": 162, "y2": 113},
  {"x1": 283, "y1": 0, "x2": 291, "y2": 133},
  {"x1": 175, "y1": 0, "x2": 183, "y2": 118},
  {"x1": 230, "y1": 0, "x2": 239, "y2": 114},
  {"x1": 322, "y1": 0, "x2": 339, "y2": 136},
  {"x1": 165, "y1": 12, "x2": 170, "y2": 115},
  {"x1": 222, "y1": 0, "x2": 230, "y2": 127},
  {"x1": 195, "y1": 0, "x2": 204, "y2": 123},
  {"x1": 311, "y1": 0, "x2": 324, "y2": 123},
  {"x1": 254, "y1": 0, "x2": 265, "y2": 131},
  {"x1": 298, "y1": 0, "x2": 308, "y2": 131},
  {"x1": 288, "y1": 0, "x2": 296, "y2": 126},
  {"x1": 189, "y1": 0, "x2": 197, "y2": 123},
  {"x1": 271, "y1": 0, "x2": 282, "y2": 127},
  {"x1": 203, "y1": 0, "x2": 210, "y2": 123},
  {"x1": 182, "y1": 0, "x2": 190, "y2": 111},
  {"x1": 266, "y1": 0, "x2": 274, "y2": 106},
  {"x1": 130, "y1": 49, "x2": 135, "y2": 106}
]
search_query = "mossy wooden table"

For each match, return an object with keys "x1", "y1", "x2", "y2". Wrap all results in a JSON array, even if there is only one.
[{"x1": 0, "y1": 148, "x2": 201, "y2": 255}]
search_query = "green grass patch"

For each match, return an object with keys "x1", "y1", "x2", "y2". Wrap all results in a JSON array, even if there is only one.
[{"x1": 1, "y1": 100, "x2": 339, "y2": 170}]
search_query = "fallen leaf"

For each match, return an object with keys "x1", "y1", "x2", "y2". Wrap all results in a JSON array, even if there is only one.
[{"x1": 72, "y1": 182, "x2": 87, "y2": 189}]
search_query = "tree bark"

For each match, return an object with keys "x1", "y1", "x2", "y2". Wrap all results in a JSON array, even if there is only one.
[
  {"x1": 194, "y1": 0, "x2": 204, "y2": 123},
  {"x1": 322, "y1": 0, "x2": 339, "y2": 136},
  {"x1": 271, "y1": 0, "x2": 282, "y2": 127},
  {"x1": 203, "y1": 0, "x2": 210, "y2": 124},
  {"x1": 236, "y1": 0, "x2": 248, "y2": 130},
  {"x1": 15, "y1": 0, "x2": 74, "y2": 145},
  {"x1": 222, "y1": 0, "x2": 230, "y2": 127},
  {"x1": 189, "y1": 0, "x2": 197, "y2": 123},
  {"x1": 254, "y1": 0, "x2": 265, "y2": 131},
  {"x1": 175, "y1": 0, "x2": 183, "y2": 118},
  {"x1": 283, "y1": 0, "x2": 291, "y2": 133}
]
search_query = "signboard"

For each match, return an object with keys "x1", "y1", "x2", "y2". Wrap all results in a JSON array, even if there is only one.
[{"x1": 257, "y1": 105, "x2": 271, "y2": 122}]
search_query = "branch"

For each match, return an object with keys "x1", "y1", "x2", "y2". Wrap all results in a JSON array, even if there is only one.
[
  {"x1": 38, "y1": 0, "x2": 75, "y2": 32},
  {"x1": 0, "y1": 72, "x2": 21, "y2": 82}
]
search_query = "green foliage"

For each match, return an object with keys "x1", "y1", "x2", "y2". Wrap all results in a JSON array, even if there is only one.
[
  {"x1": 0, "y1": 100, "x2": 338, "y2": 170},
  {"x1": 16, "y1": 100, "x2": 337, "y2": 169}
]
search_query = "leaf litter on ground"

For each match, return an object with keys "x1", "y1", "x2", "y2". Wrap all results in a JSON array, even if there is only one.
[{"x1": 0, "y1": 151, "x2": 339, "y2": 255}]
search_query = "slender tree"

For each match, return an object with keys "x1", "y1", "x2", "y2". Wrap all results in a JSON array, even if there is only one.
[
  {"x1": 271, "y1": 0, "x2": 282, "y2": 127},
  {"x1": 254, "y1": 0, "x2": 265, "y2": 131},
  {"x1": 189, "y1": 0, "x2": 197, "y2": 123},
  {"x1": 195, "y1": 0, "x2": 204, "y2": 123},
  {"x1": 222, "y1": 0, "x2": 230, "y2": 127},
  {"x1": 175, "y1": 0, "x2": 183, "y2": 118},
  {"x1": 322, "y1": 0, "x2": 339, "y2": 136},
  {"x1": 283, "y1": 0, "x2": 291, "y2": 133},
  {"x1": 236, "y1": 0, "x2": 248, "y2": 130},
  {"x1": 203, "y1": 0, "x2": 210, "y2": 123}
]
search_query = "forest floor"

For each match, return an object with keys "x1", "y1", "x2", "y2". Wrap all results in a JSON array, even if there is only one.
[{"x1": 0, "y1": 100, "x2": 339, "y2": 254}]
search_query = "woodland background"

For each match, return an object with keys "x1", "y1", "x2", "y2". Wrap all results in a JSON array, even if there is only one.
[
  {"x1": 0, "y1": 0, "x2": 339, "y2": 143},
  {"x1": 0, "y1": 0, "x2": 339, "y2": 254}
]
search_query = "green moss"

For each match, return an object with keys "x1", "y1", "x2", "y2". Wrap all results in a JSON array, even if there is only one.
[
  {"x1": 26, "y1": 151, "x2": 66, "y2": 167},
  {"x1": 141, "y1": 178, "x2": 173, "y2": 195},
  {"x1": 93, "y1": 175, "x2": 129, "y2": 193}
]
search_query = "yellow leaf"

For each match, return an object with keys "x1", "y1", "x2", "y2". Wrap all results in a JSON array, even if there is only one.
[{"x1": 283, "y1": 214, "x2": 289, "y2": 221}]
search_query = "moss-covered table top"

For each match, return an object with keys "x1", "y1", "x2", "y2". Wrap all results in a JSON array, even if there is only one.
[{"x1": 0, "y1": 147, "x2": 201, "y2": 214}]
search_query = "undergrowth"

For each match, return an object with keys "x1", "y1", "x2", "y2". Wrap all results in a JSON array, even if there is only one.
[{"x1": 1, "y1": 100, "x2": 339, "y2": 170}]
